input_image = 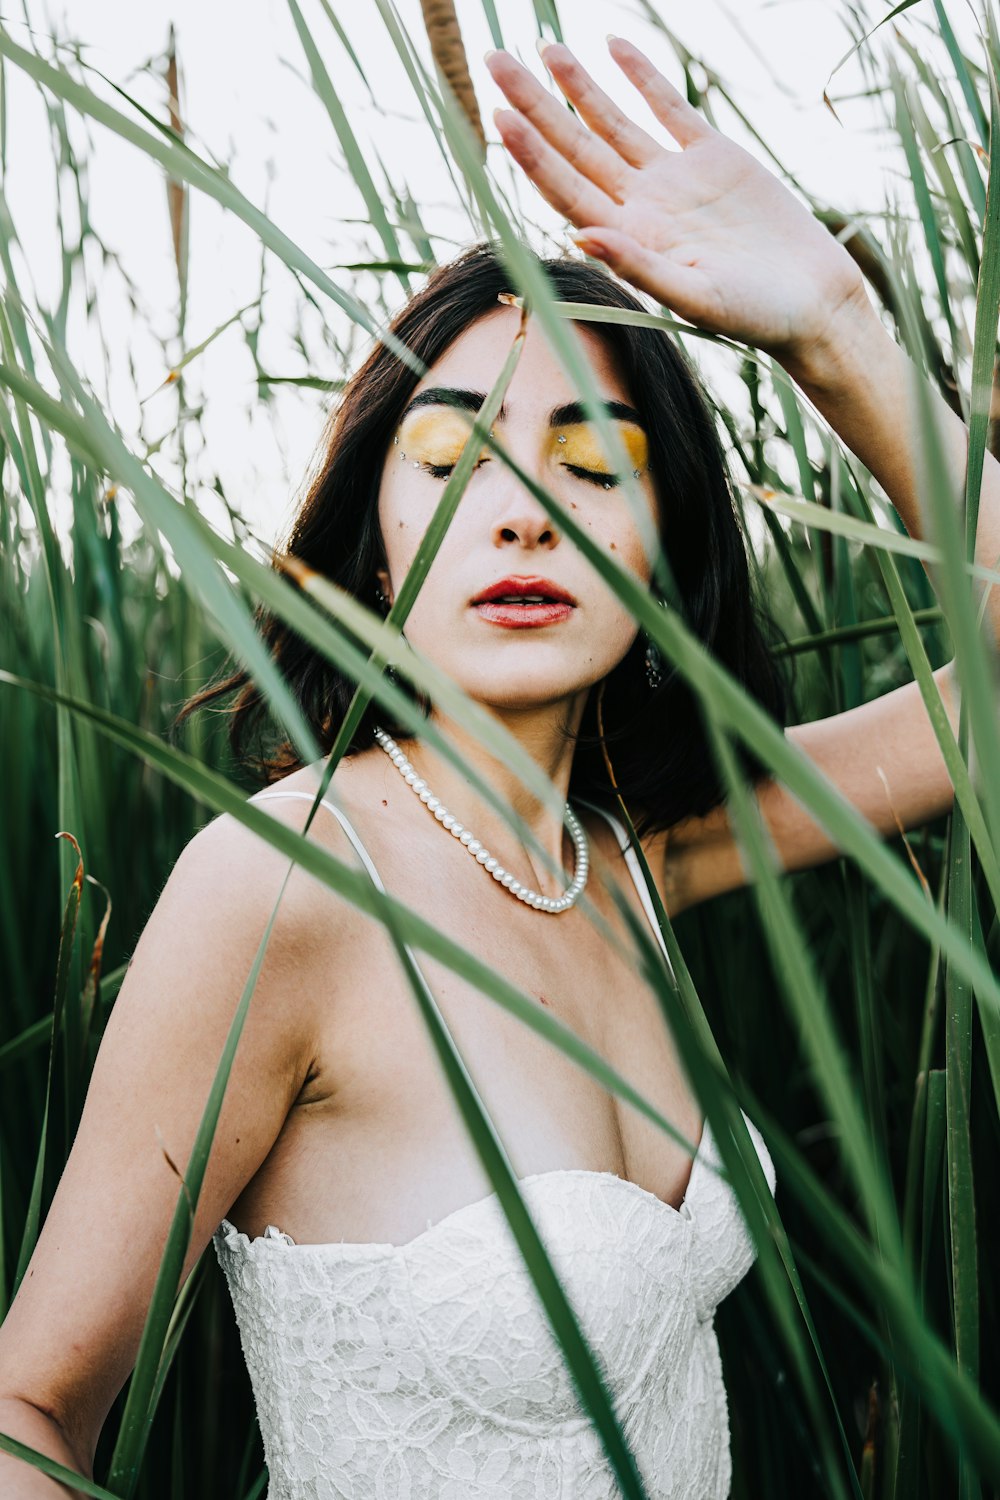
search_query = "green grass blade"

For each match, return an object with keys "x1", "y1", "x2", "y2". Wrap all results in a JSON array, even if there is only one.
[
  {"x1": 369, "y1": 0, "x2": 482, "y2": 224},
  {"x1": 944, "y1": 806, "x2": 980, "y2": 1500},
  {"x1": 285, "y1": 0, "x2": 411, "y2": 295},
  {"x1": 887, "y1": 62, "x2": 1000, "y2": 862},
  {"x1": 777, "y1": 606, "x2": 944, "y2": 655},
  {"x1": 896, "y1": 73, "x2": 959, "y2": 350},
  {"x1": 0, "y1": 343, "x2": 321, "y2": 768},
  {"x1": 844, "y1": 452, "x2": 1000, "y2": 925},
  {"x1": 701, "y1": 716, "x2": 901, "y2": 1256},
  {"x1": 12, "y1": 834, "x2": 82, "y2": 1294},
  {"x1": 964, "y1": 13, "x2": 1000, "y2": 562},
  {"x1": 933, "y1": 0, "x2": 990, "y2": 150},
  {"x1": 750, "y1": 484, "x2": 1000, "y2": 591},
  {"x1": 0, "y1": 1432, "x2": 121, "y2": 1498},
  {"x1": 315, "y1": 0, "x2": 375, "y2": 97},
  {"x1": 478, "y1": 0, "x2": 504, "y2": 49}
]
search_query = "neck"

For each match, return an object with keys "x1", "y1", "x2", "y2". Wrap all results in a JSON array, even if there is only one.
[{"x1": 389, "y1": 695, "x2": 588, "y2": 895}]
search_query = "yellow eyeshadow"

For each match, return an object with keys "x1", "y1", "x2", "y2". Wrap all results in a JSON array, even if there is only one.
[
  {"x1": 395, "y1": 409, "x2": 650, "y2": 476},
  {"x1": 397, "y1": 408, "x2": 489, "y2": 466},
  {"x1": 552, "y1": 422, "x2": 649, "y2": 474}
]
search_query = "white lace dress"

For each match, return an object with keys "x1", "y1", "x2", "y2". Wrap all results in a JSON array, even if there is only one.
[{"x1": 213, "y1": 794, "x2": 777, "y2": 1499}]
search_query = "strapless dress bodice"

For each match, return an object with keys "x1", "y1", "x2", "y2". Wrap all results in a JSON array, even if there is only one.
[{"x1": 213, "y1": 1110, "x2": 775, "y2": 1499}]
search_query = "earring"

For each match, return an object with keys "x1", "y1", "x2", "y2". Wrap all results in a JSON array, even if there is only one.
[
  {"x1": 644, "y1": 636, "x2": 663, "y2": 690},
  {"x1": 375, "y1": 585, "x2": 397, "y2": 681}
]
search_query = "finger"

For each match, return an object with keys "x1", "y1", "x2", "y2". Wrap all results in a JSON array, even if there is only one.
[
  {"x1": 493, "y1": 108, "x2": 622, "y2": 230},
  {"x1": 485, "y1": 48, "x2": 631, "y2": 203},
  {"x1": 570, "y1": 226, "x2": 710, "y2": 325},
  {"x1": 535, "y1": 40, "x2": 662, "y2": 170},
  {"x1": 606, "y1": 36, "x2": 712, "y2": 149}
]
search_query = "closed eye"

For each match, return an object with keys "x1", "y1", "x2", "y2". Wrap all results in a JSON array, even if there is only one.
[
  {"x1": 419, "y1": 459, "x2": 619, "y2": 488},
  {"x1": 564, "y1": 464, "x2": 620, "y2": 488},
  {"x1": 419, "y1": 458, "x2": 489, "y2": 480}
]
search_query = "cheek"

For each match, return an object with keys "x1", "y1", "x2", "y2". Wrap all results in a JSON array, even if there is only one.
[
  {"x1": 376, "y1": 487, "x2": 466, "y2": 627},
  {"x1": 377, "y1": 483, "x2": 426, "y2": 572},
  {"x1": 582, "y1": 501, "x2": 659, "y2": 637},
  {"x1": 598, "y1": 494, "x2": 659, "y2": 577}
]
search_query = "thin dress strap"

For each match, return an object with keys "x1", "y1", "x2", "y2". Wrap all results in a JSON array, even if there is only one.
[
  {"x1": 254, "y1": 789, "x2": 391, "y2": 894},
  {"x1": 573, "y1": 797, "x2": 676, "y2": 980},
  {"x1": 256, "y1": 789, "x2": 674, "y2": 979}
]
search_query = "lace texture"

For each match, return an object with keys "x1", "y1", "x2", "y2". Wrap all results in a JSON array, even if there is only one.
[{"x1": 213, "y1": 1112, "x2": 776, "y2": 1499}]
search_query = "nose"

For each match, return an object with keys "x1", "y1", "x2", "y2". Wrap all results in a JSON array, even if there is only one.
[{"x1": 489, "y1": 474, "x2": 561, "y2": 551}]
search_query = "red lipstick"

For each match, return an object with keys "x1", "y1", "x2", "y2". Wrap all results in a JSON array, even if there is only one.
[{"x1": 470, "y1": 575, "x2": 576, "y2": 629}]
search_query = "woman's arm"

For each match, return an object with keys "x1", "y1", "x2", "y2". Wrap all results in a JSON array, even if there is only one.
[
  {"x1": 0, "y1": 803, "x2": 328, "y2": 1494},
  {"x1": 484, "y1": 36, "x2": 1000, "y2": 908},
  {"x1": 779, "y1": 297, "x2": 1000, "y2": 644}
]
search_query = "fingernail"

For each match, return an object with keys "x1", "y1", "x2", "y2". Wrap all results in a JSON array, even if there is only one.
[
  {"x1": 535, "y1": 36, "x2": 552, "y2": 59},
  {"x1": 484, "y1": 48, "x2": 498, "y2": 64},
  {"x1": 606, "y1": 34, "x2": 620, "y2": 44}
]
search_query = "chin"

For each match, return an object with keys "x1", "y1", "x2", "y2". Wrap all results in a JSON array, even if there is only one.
[{"x1": 460, "y1": 669, "x2": 600, "y2": 713}]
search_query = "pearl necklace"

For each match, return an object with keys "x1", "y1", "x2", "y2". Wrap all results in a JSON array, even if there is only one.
[{"x1": 373, "y1": 726, "x2": 589, "y2": 914}]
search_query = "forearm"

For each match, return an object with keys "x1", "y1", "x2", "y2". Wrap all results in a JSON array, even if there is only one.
[
  {"x1": 0, "y1": 1398, "x2": 91, "y2": 1498},
  {"x1": 778, "y1": 287, "x2": 1000, "y2": 645}
]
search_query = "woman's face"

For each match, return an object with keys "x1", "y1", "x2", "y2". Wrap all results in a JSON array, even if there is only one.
[{"x1": 376, "y1": 305, "x2": 660, "y2": 714}]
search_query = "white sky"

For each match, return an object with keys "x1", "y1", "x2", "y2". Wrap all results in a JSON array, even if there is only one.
[{"x1": 3, "y1": 0, "x2": 984, "y2": 547}]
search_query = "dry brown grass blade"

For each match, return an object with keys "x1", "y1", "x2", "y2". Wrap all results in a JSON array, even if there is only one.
[
  {"x1": 79, "y1": 874, "x2": 112, "y2": 1051},
  {"x1": 54, "y1": 830, "x2": 84, "y2": 897},
  {"x1": 876, "y1": 765, "x2": 932, "y2": 900},
  {"x1": 420, "y1": 0, "x2": 486, "y2": 160},
  {"x1": 164, "y1": 25, "x2": 188, "y2": 315}
]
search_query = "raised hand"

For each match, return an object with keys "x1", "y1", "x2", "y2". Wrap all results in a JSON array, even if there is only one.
[{"x1": 485, "y1": 37, "x2": 869, "y2": 370}]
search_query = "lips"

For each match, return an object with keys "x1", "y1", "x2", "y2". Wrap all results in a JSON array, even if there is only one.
[
  {"x1": 470, "y1": 575, "x2": 576, "y2": 607},
  {"x1": 470, "y1": 576, "x2": 576, "y2": 631}
]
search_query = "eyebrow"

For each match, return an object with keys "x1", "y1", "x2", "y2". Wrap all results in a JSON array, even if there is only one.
[{"x1": 400, "y1": 386, "x2": 644, "y2": 429}]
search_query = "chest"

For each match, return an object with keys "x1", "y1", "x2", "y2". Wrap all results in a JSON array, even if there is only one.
[{"x1": 233, "y1": 828, "x2": 701, "y2": 1246}]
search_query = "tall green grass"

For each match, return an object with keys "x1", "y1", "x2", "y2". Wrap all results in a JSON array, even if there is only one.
[{"x1": 0, "y1": 2, "x2": 998, "y2": 1496}]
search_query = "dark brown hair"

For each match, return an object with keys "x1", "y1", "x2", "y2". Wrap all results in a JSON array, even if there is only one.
[{"x1": 176, "y1": 241, "x2": 791, "y2": 837}]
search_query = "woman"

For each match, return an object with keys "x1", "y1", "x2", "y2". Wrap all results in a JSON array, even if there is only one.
[{"x1": 0, "y1": 33, "x2": 984, "y2": 1500}]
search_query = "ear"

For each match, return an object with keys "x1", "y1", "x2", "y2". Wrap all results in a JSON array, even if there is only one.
[{"x1": 375, "y1": 565, "x2": 394, "y2": 605}]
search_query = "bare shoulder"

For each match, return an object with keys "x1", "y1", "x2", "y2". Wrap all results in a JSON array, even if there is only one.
[{"x1": 168, "y1": 762, "x2": 369, "y2": 945}]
